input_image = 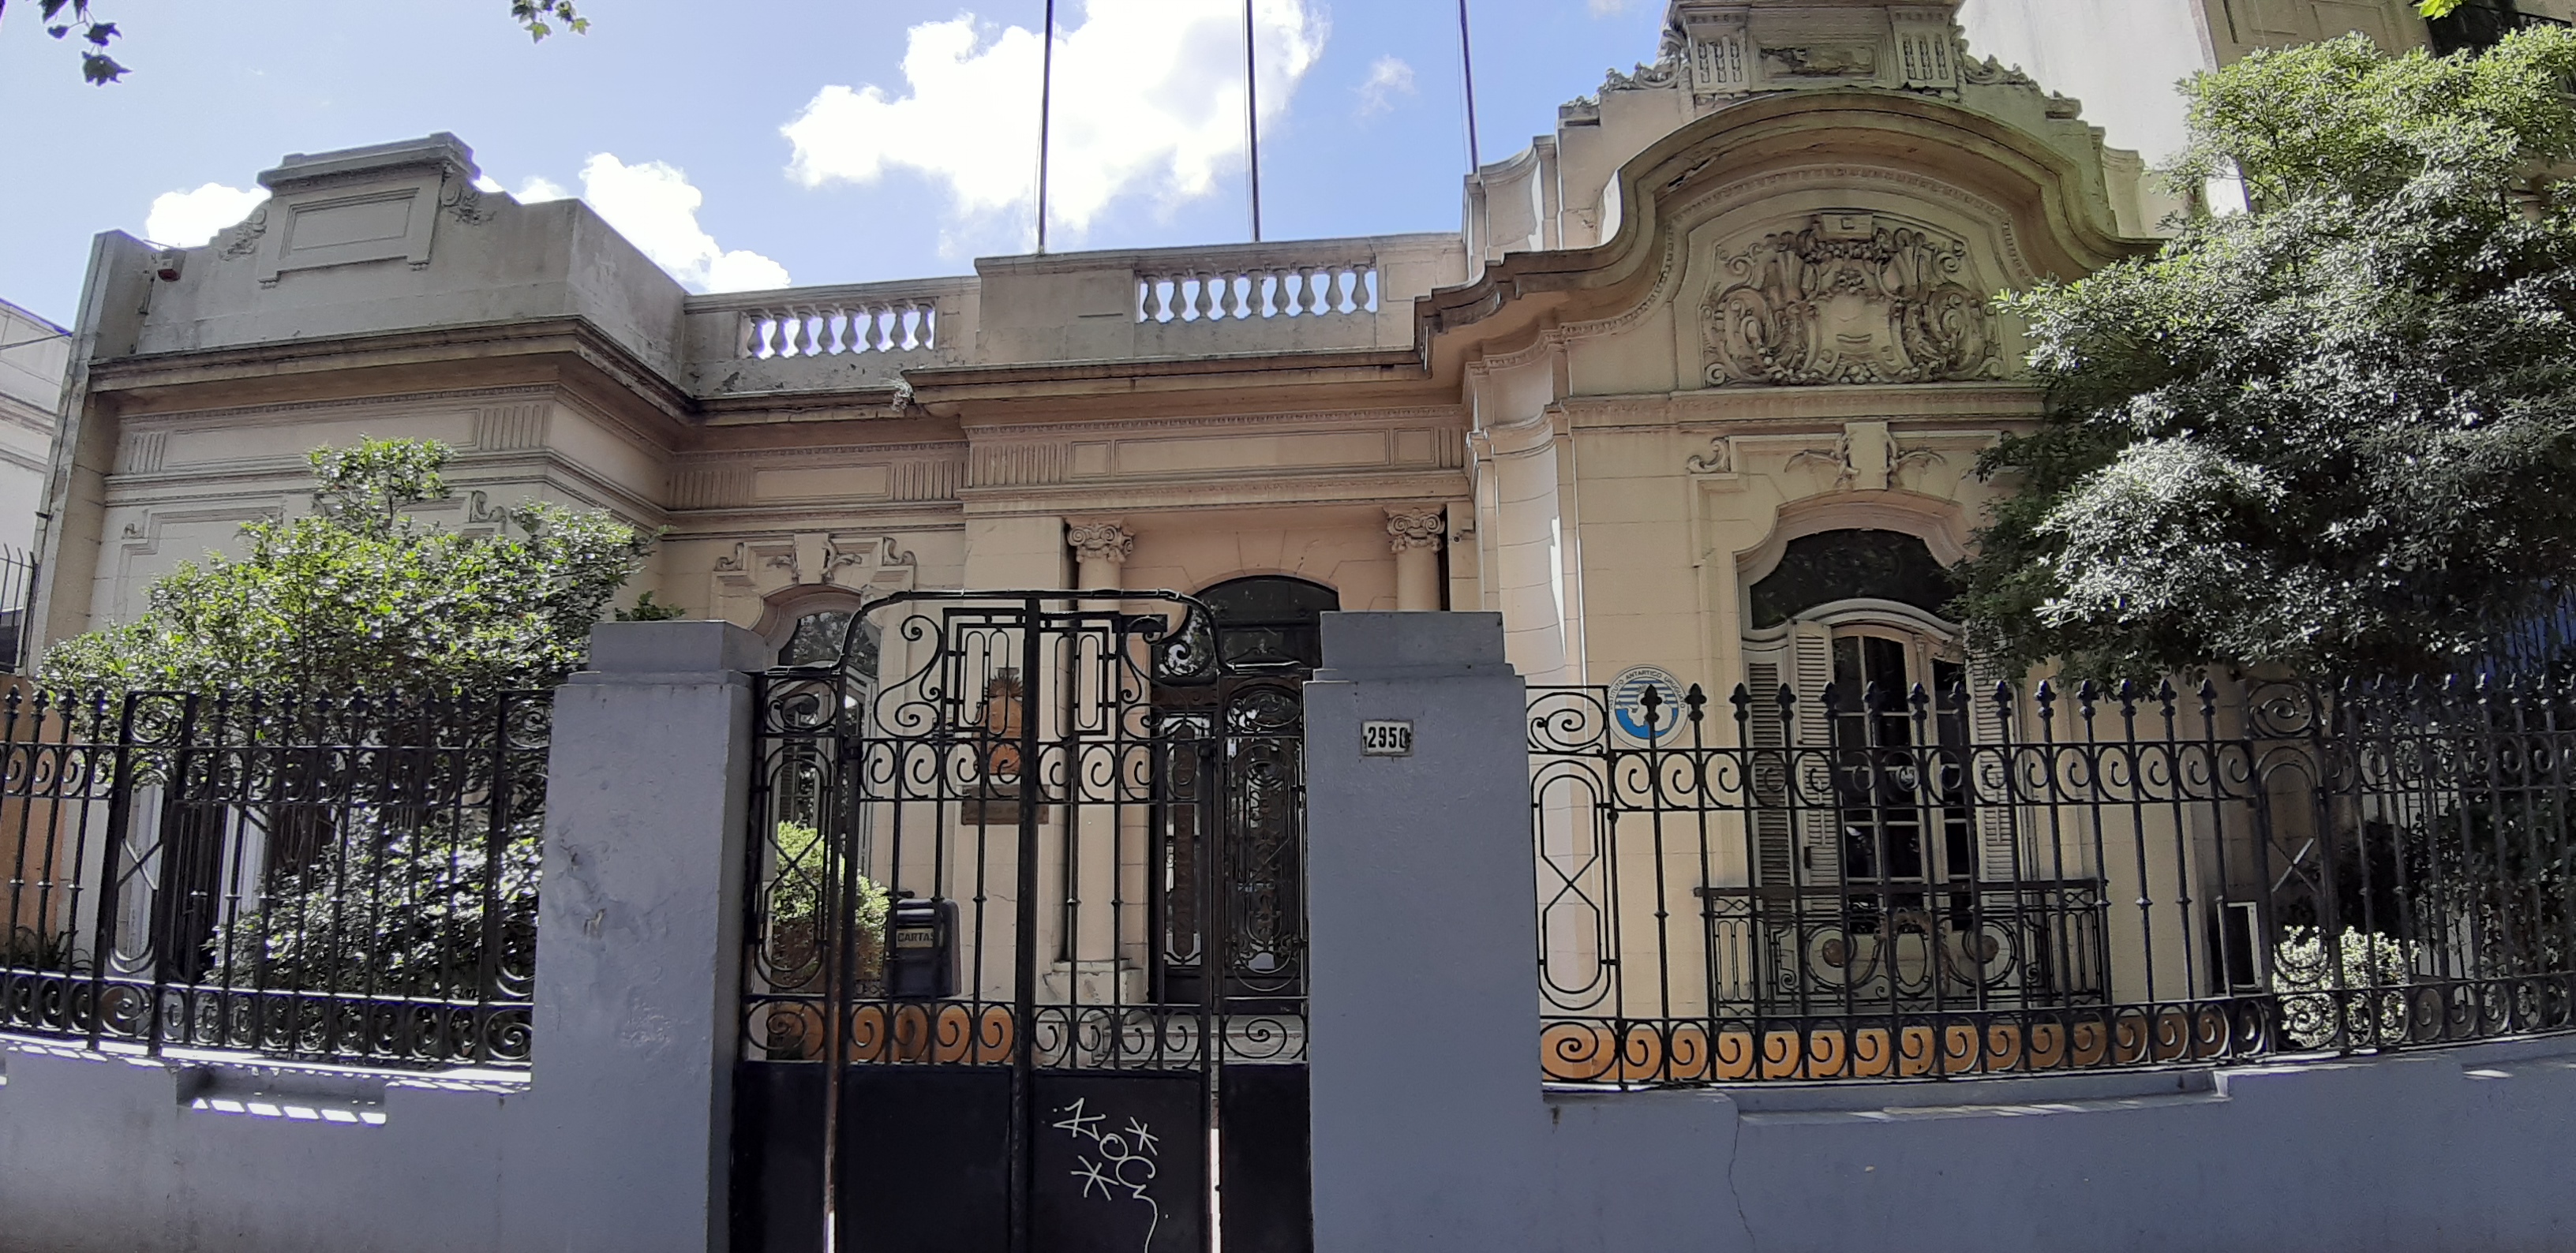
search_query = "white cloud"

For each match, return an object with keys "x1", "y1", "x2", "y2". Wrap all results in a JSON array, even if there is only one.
[
  {"x1": 1356, "y1": 55, "x2": 1416, "y2": 118},
  {"x1": 1587, "y1": 0, "x2": 1636, "y2": 14},
  {"x1": 781, "y1": 0, "x2": 1327, "y2": 245},
  {"x1": 516, "y1": 175, "x2": 571, "y2": 203},
  {"x1": 552, "y1": 155, "x2": 789, "y2": 294},
  {"x1": 144, "y1": 183, "x2": 267, "y2": 247}
]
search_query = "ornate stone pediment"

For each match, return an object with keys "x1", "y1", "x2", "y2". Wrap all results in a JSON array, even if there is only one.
[{"x1": 1701, "y1": 211, "x2": 2000, "y2": 387}]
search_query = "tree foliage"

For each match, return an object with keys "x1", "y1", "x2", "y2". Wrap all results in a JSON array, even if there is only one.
[
  {"x1": 1955, "y1": 28, "x2": 2576, "y2": 678},
  {"x1": 2, "y1": 0, "x2": 584, "y2": 84},
  {"x1": 41, "y1": 437, "x2": 656, "y2": 694}
]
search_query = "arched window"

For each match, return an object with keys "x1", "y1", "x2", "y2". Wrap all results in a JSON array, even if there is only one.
[
  {"x1": 1742, "y1": 528, "x2": 1971, "y2": 896},
  {"x1": 1196, "y1": 576, "x2": 1340, "y2": 672}
]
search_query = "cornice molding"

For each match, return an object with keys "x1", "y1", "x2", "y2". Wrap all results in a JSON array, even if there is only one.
[
  {"x1": 87, "y1": 317, "x2": 695, "y2": 427},
  {"x1": 957, "y1": 469, "x2": 1471, "y2": 516},
  {"x1": 666, "y1": 439, "x2": 966, "y2": 468},
  {"x1": 114, "y1": 383, "x2": 557, "y2": 432},
  {"x1": 660, "y1": 509, "x2": 967, "y2": 537},
  {"x1": 966, "y1": 404, "x2": 1467, "y2": 440},
  {"x1": 1556, "y1": 383, "x2": 2043, "y2": 427}
]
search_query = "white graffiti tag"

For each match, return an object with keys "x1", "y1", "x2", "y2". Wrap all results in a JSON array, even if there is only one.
[{"x1": 1053, "y1": 1098, "x2": 1161, "y2": 1250}]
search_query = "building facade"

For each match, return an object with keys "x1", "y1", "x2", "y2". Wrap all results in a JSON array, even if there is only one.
[{"x1": 28, "y1": 0, "x2": 2486, "y2": 710}]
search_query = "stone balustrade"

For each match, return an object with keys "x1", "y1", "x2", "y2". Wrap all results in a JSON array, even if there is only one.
[
  {"x1": 683, "y1": 278, "x2": 975, "y2": 397},
  {"x1": 1136, "y1": 258, "x2": 1380, "y2": 324},
  {"x1": 733, "y1": 294, "x2": 942, "y2": 359},
  {"x1": 677, "y1": 234, "x2": 1465, "y2": 391}
]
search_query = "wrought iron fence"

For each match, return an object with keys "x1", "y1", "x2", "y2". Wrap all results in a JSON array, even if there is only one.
[
  {"x1": 0, "y1": 687, "x2": 549, "y2": 1068},
  {"x1": 1530, "y1": 674, "x2": 2576, "y2": 1085}
]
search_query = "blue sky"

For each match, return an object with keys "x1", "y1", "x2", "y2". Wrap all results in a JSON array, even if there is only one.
[{"x1": 0, "y1": 0, "x2": 1671, "y2": 327}]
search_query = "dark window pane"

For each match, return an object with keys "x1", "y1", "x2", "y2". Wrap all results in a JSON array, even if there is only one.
[
  {"x1": 1197, "y1": 577, "x2": 1339, "y2": 671},
  {"x1": 1748, "y1": 529, "x2": 1958, "y2": 628}
]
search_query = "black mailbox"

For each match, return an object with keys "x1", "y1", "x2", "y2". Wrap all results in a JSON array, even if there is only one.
[{"x1": 884, "y1": 896, "x2": 958, "y2": 1000}]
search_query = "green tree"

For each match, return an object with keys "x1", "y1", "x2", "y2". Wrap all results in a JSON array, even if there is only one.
[
  {"x1": 3, "y1": 0, "x2": 584, "y2": 84},
  {"x1": 41, "y1": 436, "x2": 657, "y2": 694},
  {"x1": 39, "y1": 438, "x2": 653, "y2": 1034},
  {"x1": 1955, "y1": 28, "x2": 2576, "y2": 678}
]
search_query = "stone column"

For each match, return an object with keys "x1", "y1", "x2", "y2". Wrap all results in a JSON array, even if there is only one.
[
  {"x1": 519, "y1": 619, "x2": 765, "y2": 1253},
  {"x1": 1061, "y1": 518, "x2": 1139, "y2": 1002},
  {"x1": 1384, "y1": 506, "x2": 1447, "y2": 612},
  {"x1": 1066, "y1": 519, "x2": 1133, "y2": 593},
  {"x1": 1303, "y1": 611, "x2": 1544, "y2": 1251}
]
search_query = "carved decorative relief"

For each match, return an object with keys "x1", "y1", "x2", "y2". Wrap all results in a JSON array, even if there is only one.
[
  {"x1": 1702, "y1": 213, "x2": 1999, "y2": 387},
  {"x1": 1683, "y1": 436, "x2": 1734, "y2": 476},
  {"x1": 465, "y1": 491, "x2": 514, "y2": 526},
  {"x1": 440, "y1": 178, "x2": 497, "y2": 226},
  {"x1": 1687, "y1": 24, "x2": 1750, "y2": 94},
  {"x1": 1959, "y1": 54, "x2": 2036, "y2": 88},
  {"x1": 1761, "y1": 45, "x2": 1878, "y2": 77},
  {"x1": 715, "y1": 533, "x2": 919, "y2": 597},
  {"x1": 218, "y1": 206, "x2": 268, "y2": 260},
  {"x1": 1890, "y1": 10, "x2": 1958, "y2": 90}
]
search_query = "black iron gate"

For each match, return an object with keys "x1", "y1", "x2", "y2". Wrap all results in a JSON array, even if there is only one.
[{"x1": 732, "y1": 590, "x2": 1312, "y2": 1253}]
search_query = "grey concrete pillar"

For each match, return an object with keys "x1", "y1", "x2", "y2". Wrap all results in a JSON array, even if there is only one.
[
  {"x1": 519, "y1": 620, "x2": 766, "y2": 1253},
  {"x1": 1303, "y1": 612, "x2": 1544, "y2": 1250}
]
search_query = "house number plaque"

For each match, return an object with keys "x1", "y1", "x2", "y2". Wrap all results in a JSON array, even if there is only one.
[{"x1": 1361, "y1": 720, "x2": 1414, "y2": 757}]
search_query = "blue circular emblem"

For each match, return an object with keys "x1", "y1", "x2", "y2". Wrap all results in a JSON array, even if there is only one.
[{"x1": 1609, "y1": 665, "x2": 1687, "y2": 743}]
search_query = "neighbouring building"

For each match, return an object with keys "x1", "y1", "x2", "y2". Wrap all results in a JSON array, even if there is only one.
[
  {"x1": 0, "y1": 299, "x2": 62, "y2": 559},
  {"x1": 0, "y1": 297, "x2": 64, "y2": 670}
]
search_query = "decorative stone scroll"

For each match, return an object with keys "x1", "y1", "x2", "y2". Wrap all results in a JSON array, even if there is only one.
[{"x1": 1702, "y1": 213, "x2": 1999, "y2": 387}]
